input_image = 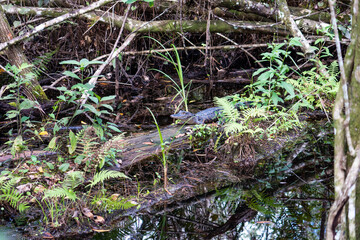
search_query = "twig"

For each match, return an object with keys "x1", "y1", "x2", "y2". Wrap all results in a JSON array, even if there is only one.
[
  {"x1": 216, "y1": 33, "x2": 264, "y2": 68},
  {"x1": 0, "y1": 0, "x2": 116, "y2": 53}
]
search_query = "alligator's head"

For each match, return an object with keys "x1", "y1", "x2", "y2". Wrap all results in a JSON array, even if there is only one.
[{"x1": 170, "y1": 111, "x2": 204, "y2": 125}]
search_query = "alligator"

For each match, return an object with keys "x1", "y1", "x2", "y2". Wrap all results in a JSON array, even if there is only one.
[
  {"x1": 170, "y1": 102, "x2": 253, "y2": 125},
  {"x1": 170, "y1": 107, "x2": 222, "y2": 125}
]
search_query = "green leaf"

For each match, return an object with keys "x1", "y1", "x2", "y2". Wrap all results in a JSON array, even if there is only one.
[
  {"x1": 89, "y1": 96, "x2": 99, "y2": 104},
  {"x1": 74, "y1": 155, "x2": 84, "y2": 164},
  {"x1": 271, "y1": 92, "x2": 283, "y2": 106},
  {"x1": 108, "y1": 125, "x2": 122, "y2": 132},
  {"x1": 289, "y1": 37, "x2": 302, "y2": 47},
  {"x1": 19, "y1": 8, "x2": 30, "y2": 14},
  {"x1": 68, "y1": 130, "x2": 77, "y2": 154},
  {"x1": 46, "y1": 162, "x2": 54, "y2": 170},
  {"x1": 123, "y1": 0, "x2": 137, "y2": 3},
  {"x1": 79, "y1": 58, "x2": 90, "y2": 67},
  {"x1": 60, "y1": 60, "x2": 80, "y2": 65},
  {"x1": 258, "y1": 70, "x2": 274, "y2": 82},
  {"x1": 253, "y1": 67, "x2": 267, "y2": 76},
  {"x1": 13, "y1": 21, "x2": 21, "y2": 28},
  {"x1": 280, "y1": 81, "x2": 295, "y2": 97},
  {"x1": 44, "y1": 172, "x2": 52, "y2": 178},
  {"x1": 100, "y1": 95, "x2": 116, "y2": 101},
  {"x1": 100, "y1": 104, "x2": 114, "y2": 111},
  {"x1": 19, "y1": 99, "x2": 35, "y2": 110},
  {"x1": 63, "y1": 71, "x2": 80, "y2": 80},
  {"x1": 88, "y1": 60, "x2": 104, "y2": 65},
  {"x1": 59, "y1": 163, "x2": 70, "y2": 172},
  {"x1": 73, "y1": 109, "x2": 85, "y2": 117},
  {"x1": 83, "y1": 104, "x2": 100, "y2": 116}
]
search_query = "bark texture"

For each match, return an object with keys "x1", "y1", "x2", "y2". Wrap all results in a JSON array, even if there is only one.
[{"x1": 0, "y1": 10, "x2": 47, "y2": 100}]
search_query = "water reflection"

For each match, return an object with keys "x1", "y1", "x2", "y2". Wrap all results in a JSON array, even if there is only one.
[{"x1": 93, "y1": 181, "x2": 330, "y2": 240}]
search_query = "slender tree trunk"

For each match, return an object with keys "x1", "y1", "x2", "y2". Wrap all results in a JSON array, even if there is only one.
[{"x1": 0, "y1": 10, "x2": 48, "y2": 101}]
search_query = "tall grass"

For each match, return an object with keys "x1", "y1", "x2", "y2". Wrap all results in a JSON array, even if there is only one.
[{"x1": 146, "y1": 37, "x2": 191, "y2": 112}]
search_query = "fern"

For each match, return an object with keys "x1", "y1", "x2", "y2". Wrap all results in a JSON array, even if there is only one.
[
  {"x1": 43, "y1": 187, "x2": 77, "y2": 201},
  {"x1": 224, "y1": 122, "x2": 247, "y2": 135},
  {"x1": 92, "y1": 196, "x2": 137, "y2": 211},
  {"x1": 32, "y1": 49, "x2": 57, "y2": 76},
  {"x1": 214, "y1": 97, "x2": 240, "y2": 122},
  {"x1": 328, "y1": 61, "x2": 339, "y2": 78},
  {"x1": 62, "y1": 171, "x2": 85, "y2": 189},
  {"x1": 87, "y1": 170, "x2": 129, "y2": 188},
  {"x1": 0, "y1": 176, "x2": 29, "y2": 213}
]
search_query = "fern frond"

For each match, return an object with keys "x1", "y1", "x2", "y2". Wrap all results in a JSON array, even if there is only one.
[
  {"x1": 32, "y1": 50, "x2": 57, "y2": 76},
  {"x1": 0, "y1": 188, "x2": 29, "y2": 213},
  {"x1": 328, "y1": 61, "x2": 339, "y2": 78},
  {"x1": 241, "y1": 107, "x2": 267, "y2": 122},
  {"x1": 87, "y1": 170, "x2": 129, "y2": 188},
  {"x1": 224, "y1": 122, "x2": 247, "y2": 135},
  {"x1": 214, "y1": 97, "x2": 240, "y2": 122},
  {"x1": 0, "y1": 176, "x2": 29, "y2": 213},
  {"x1": 0, "y1": 176, "x2": 21, "y2": 192},
  {"x1": 62, "y1": 171, "x2": 85, "y2": 189},
  {"x1": 43, "y1": 187, "x2": 77, "y2": 201},
  {"x1": 93, "y1": 196, "x2": 137, "y2": 211}
]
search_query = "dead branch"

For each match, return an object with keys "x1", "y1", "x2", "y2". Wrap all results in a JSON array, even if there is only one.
[{"x1": 0, "y1": 0, "x2": 116, "y2": 53}]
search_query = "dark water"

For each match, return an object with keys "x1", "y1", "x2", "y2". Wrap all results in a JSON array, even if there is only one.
[
  {"x1": 92, "y1": 184, "x2": 328, "y2": 240},
  {"x1": 0, "y1": 226, "x2": 25, "y2": 240}
]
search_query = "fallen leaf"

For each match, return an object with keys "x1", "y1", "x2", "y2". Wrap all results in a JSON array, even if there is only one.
[
  {"x1": 143, "y1": 142, "x2": 154, "y2": 145},
  {"x1": 109, "y1": 194, "x2": 120, "y2": 201},
  {"x1": 174, "y1": 133, "x2": 186, "y2": 139},
  {"x1": 38, "y1": 131, "x2": 49, "y2": 136},
  {"x1": 42, "y1": 232, "x2": 54, "y2": 239},
  {"x1": 34, "y1": 185, "x2": 46, "y2": 193},
  {"x1": 93, "y1": 215, "x2": 105, "y2": 224},
  {"x1": 82, "y1": 208, "x2": 94, "y2": 219},
  {"x1": 16, "y1": 183, "x2": 32, "y2": 193},
  {"x1": 92, "y1": 228, "x2": 111, "y2": 233}
]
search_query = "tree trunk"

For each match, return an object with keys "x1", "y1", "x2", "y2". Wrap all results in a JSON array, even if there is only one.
[{"x1": 0, "y1": 10, "x2": 48, "y2": 101}]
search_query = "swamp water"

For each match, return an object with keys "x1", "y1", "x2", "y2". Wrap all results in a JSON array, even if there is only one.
[{"x1": 92, "y1": 183, "x2": 328, "y2": 240}]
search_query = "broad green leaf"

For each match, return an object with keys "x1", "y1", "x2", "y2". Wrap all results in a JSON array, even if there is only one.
[
  {"x1": 79, "y1": 58, "x2": 90, "y2": 66},
  {"x1": 89, "y1": 96, "x2": 99, "y2": 104},
  {"x1": 100, "y1": 95, "x2": 116, "y2": 101},
  {"x1": 57, "y1": 86, "x2": 68, "y2": 91},
  {"x1": 83, "y1": 104, "x2": 100, "y2": 116},
  {"x1": 253, "y1": 67, "x2": 267, "y2": 76},
  {"x1": 19, "y1": 99, "x2": 35, "y2": 110},
  {"x1": 13, "y1": 21, "x2": 21, "y2": 28},
  {"x1": 74, "y1": 155, "x2": 84, "y2": 164},
  {"x1": 6, "y1": 111, "x2": 18, "y2": 119},
  {"x1": 60, "y1": 60, "x2": 80, "y2": 65},
  {"x1": 108, "y1": 125, "x2": 122, "y2": 132},
  {"x1": 59, "y1": 163, "x2": 70, "y2": 172},
  {"x1": 63, "y1": 71, "x2": 80, "y2": 80},
  {"x1": 48, "y1": 137, "x2": 58, "y2": 149},
  {"x1": 19, "y1": 7, "x2": 30, "y2": 14},
  {"x1": 68, "y1": 130, "x2": 77, "y2": 154},
  {"x1": 280, "y1": 81, "x2": 295, "y2": 97},
  {"x1": 271, "y1": 92, "x2": 283, "y2": 106},
  {"x1": 73, "y1": 109, "x2": 85, "y2": 117},
  {"x1": 46, "y1": 162, "x2": 54, "y2": 170},
  {"x1": 258, "y1": 70, "x2": 274, "y2": 82},
  {"x1": 289, "y1": 37, "x2": 302, "y2": 47},
  {"x1": 101, "y1": 104, "x2": 114, "y2": 111}
]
